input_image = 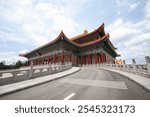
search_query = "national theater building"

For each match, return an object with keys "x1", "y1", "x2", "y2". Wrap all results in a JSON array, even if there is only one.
[{"x1": 20, "y1": 23, "x2": 119, "y2": 66}]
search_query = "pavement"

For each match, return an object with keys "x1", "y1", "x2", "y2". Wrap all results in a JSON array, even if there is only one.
[
  {"x1": 0, "y1": 67, "x2": 150, "y2": 100},
  {"x1": 0, "y1": 67, "x2": 80, "y2": 96},
  {"x1": 99, "y1": 67, "x2": 150, "y2": 92}
]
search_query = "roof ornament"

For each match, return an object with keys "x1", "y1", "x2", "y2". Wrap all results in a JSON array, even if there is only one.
[
  {"x1": 60, "y1": 30, "x2": 64, "y2": 40},
  {"x1": 84, "y1": 29, "x2": 88, "y2": 34}
]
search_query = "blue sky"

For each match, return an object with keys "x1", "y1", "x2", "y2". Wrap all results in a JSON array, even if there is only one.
[{"x1": 0, "y1": 0, "x2": 150, "y2": 64}]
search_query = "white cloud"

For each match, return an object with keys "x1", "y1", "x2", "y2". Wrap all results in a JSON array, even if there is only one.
[
  {"x1": 116, "y1": 0, "x2": 126, "y2": 6},
  {"x1": 144, "y1": 0, "x2": 150, "y2": 18},
  {"x1": 0, "y1": 0, "x2": 87, "y2": 46},
  {"x1": 0, "y1": 43, "x2": 8, "y2": 48},
  {"x1": 0, "y1": 30, "x2": 28, "y2": 43},
  {"x1": 129, "y1": 2, "x2": 139, "y2": 10},
  {"x1": 0, "y1": 51, "x2": 27, "y2": 64},
  {"x1": 115, "y1": 0, "x2": 140, "y2": 15},
  {"x1": 106, "y1": 18, "x2": 150, "y2": 64},
  {"x1": 0, "y1": 0, "x2": 89, "y2": 64}
]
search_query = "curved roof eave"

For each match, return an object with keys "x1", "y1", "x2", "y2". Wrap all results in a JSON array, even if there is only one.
[
  {"x1": 24, "y1": 31, "x2": 80, "y2": 57},
  {"x1": 22, "y1": 31, "x2": 114, "y2": 58},
  {"x1": 79, "y1": 33, "x2": 109, "y2": 47}
]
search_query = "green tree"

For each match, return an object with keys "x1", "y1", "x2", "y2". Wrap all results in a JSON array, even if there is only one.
[
  {"x1": 0, "y1": 61, "x2": 5, "y2": 69},
  {"x1": 15, "y1": 60, "x2": 23, "y2": 68},
  {"x1": 0, "y1": 60, "x2": 28, "y2": 70}
]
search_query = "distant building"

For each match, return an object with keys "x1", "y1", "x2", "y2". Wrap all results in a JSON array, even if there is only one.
[{"x1": 19, "y1": 23, "x2": 119, "y2": 66}]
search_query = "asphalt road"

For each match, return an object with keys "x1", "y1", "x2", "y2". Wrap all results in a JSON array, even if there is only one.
[{"x1": 0, "y1": 68, "x2": 150, "y2": 100}]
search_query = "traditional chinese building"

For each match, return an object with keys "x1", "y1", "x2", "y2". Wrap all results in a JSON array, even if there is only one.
[{"x1": 19, "y1": 23, "x2": 119, "y2": 66}]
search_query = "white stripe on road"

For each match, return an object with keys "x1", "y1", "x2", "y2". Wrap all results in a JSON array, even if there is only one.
[{"x1": 64, "y1": 93, "x2": 76, "y2": 100}]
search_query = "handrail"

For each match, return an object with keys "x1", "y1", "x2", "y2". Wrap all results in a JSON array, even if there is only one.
[
  {"x1": 0, "y1": 63, "x2": 72, "y2": 79},
  {"x1": 81, "y1": 63, "x2": 150, "y2": 78}
]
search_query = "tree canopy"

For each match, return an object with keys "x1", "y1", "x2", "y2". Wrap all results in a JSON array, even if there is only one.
[{"x1": 0, "y1": 60, "x2": 28, "y2": 70}]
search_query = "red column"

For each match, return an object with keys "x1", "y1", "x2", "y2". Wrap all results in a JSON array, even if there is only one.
[
  {"x1": 104, "y1": 54, "x2": 106, "y2": 63},
  {"x1": 41, "y1": 59, "x2": 43, "y2": 64},
  {"x1": 61, "y1": 51, "x2": 64, "y2": 64},
  {"x1": 97, "y1": 54, "x2": 100, "y2": 63},
  {"x1": 83, "y1": 56, "x2": 85, "y2": 65},
  {"x1": 98, "y1": 54, "x2": 101, "y2": 63},
  {"x1": 66, "y1": 55, "x2": 68, "y2": 63},
  {"x1": 88, "y1": 55, "x2": 90, "y2": 64},
  {"x1": 84, "y1": 56, "x2": 86, "y2": 65},
  {"x1": 39, "y1": 59, "x2": 40, "y2": 65},
  {"x1": 41, "y1": 59, "x2": 42, "y2": 65},
  {"x1": 43, "y1": 58, "x2": 44, "y2": 65},
  {"x1": 33, "y1": 60, "x2": 35, "y2": 65},
  {"x1": 102, "y1": 54, "x2": 104, "y2": 63},
  {"x1": 100, "y1": 53, "x2": 103, "y2": 63},
  {"x1": 82, "y1": 56, "x2": 84, "y2": 65},
  {"x1": 98, "y1": 53, "x2": 101, "y2": 63},
  {"x1": 36, "y1": 59, "x2": 37, "y2": 65},
  {"x1": 40, "y1": 59, "x2": 42, "y2": 65},
  {"x1": 79, "y1": 56, "x2": 80, "y2": 65},
  {"x1": 79, "y1": 56, "x2": 81, "y2": 65},
  {"x1": 90, "y1": 55, "x2": 92, "y2": 64},
  {"x1": 95, "y1": 54, "x2": 98, "y2": 64},
  {"x1": 97, "y1": 54, "x2": 99, "y2": 64},
  {"x1": 70, "y1": 54, "x2": 72, "y2": 62},
  {"x1": 76, "y1": 56, "x2": 78, "y2": 65},
  {"x1": 104, "y1": 54, "x2": 105, "y2": 63},
  {"x1": 56, "y1": 54, "x2": 57, "y2": 63},
  {"x1": 53, "y1": 54, "x2": 56, "y2": 64},
  {"x1": 35, "y1": 60, "x2": 37, "y2": 65},
  {"x1": 53, "y1": 54, "x2": 55, "y2": 64},
  {"x1": 32, "y1": 60, "x2": 34, "y2": 65},
  {"x1": 48, "y1": 56, "x2": 50, "y2": 64},
  {"x1": 87, "y1": 55, "x2": 89, "y2": 64}
]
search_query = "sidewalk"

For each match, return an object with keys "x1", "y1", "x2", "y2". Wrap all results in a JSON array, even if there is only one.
[
  {"x1": 0, "y1": 67, "x2": 80, "y2": 96},
  {"x1": 101, "y1": 68, "x2": 150, "y2": 92}
]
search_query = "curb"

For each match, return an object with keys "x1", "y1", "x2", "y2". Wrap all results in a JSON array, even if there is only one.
[
  {"x1": 99, "y1": 68, "x2": 150, "y2": 92},
  {"x1": 0, "y1": 67, "x2": 81, "y2": 97}
]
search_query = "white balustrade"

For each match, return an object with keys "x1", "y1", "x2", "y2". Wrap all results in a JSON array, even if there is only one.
[
  {"x1": 0, "y1": 63, "x2": 72, "y2": 79},
  {"x1": 81, "y1": 59, "x2": 150, "y2": 78}
]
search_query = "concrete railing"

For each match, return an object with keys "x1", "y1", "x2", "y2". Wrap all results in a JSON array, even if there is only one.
[
  {"x1": 100, "y1": 64, "x2": 150, "y2": 78},
  {"x1": 81, "y1": 57, "x2": 150, "y2": 78},
  {"x1": 81, "y1": 63, "x2": 150, "y2": 78},
  {"x1": 0, "y1": 63, "x2": 72, "y2": 81}
]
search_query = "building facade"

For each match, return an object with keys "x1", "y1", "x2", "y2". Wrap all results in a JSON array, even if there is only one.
[{"x1": 20, "y1": 23, "x2": 119, "y2": 66}]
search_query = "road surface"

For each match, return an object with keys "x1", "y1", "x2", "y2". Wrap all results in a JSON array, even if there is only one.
[{"x1": 0, "y1": 68, "x2": 150, "y2": 100}]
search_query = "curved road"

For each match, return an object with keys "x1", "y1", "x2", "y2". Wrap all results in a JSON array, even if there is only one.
[{"x1": 0, "y1": 68, "x2": 150, "y2": 100}]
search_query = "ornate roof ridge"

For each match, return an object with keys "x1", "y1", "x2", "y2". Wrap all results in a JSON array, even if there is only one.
[
  {"x1": 79, "y1": 33, "x2": 109, "y2": 47},
  {"x1": 70, "y1": 23, "x2": 105, "y2": 41}
]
